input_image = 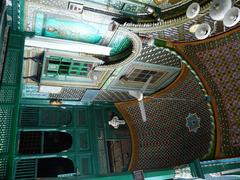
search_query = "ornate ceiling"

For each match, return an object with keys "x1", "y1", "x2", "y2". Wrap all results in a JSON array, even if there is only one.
[
  {"x1": 4, "y1": 0, "x2": 236, "y2": 104},
  {"x1": 1, "y1": 0, "x2": 239, "y2": 173}
]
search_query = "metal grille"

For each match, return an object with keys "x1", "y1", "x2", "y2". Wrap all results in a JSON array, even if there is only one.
[
  {"x1": 15, "y1": 159, "x2": 37, "y2": 179},
  {"x1": 49, "y1": 87, "x2": 86, "y2": 100},
  {"x1": 0, "y1": 107, "x2": 13, "y2": 154},
  {"x1": 136, "y1": 46, "x2": 181, "y2": 68},
  {"x1": 94, "y1": 90, "x2": 134, "y2": 102}
]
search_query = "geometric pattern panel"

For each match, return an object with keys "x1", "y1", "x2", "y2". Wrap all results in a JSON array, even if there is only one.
[
  {"x1": 22, "y1": 84, "x2": 136, "y2": 102},
  {"x1": 22, "y1": 84, "x2": 86, "y2": 100},
  {"x1": 94, "y1": 90, "x2": 134, "y2": 102},
  {"x1": 48, "y1": 87, "x2": 86, "y2": 100},
  {"x1": 0, "y1": 107, "x2": 13, "y2": 154},
  {"x1": 173, "y1": 27, "x2": 240, "y2": 158},
  {"x1": 136, "y1": 45, "x2": 182, "y2": 68},
  {"x1": 116, "y1": 67, "x2": 214, "y2": 170}
]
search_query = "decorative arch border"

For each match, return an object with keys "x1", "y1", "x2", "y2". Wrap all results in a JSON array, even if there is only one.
[{"x1": 95, "y1": 27, "x2": 142, "y2": 71}]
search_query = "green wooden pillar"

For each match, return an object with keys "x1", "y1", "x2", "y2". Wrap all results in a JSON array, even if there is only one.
[{"x1": 189, "y1": 159, "x2": 205, "y2": 179}]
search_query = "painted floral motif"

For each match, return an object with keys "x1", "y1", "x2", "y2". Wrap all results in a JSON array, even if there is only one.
[{"x1": 186, "y1": 113, "x2": 200, "y2": 133}]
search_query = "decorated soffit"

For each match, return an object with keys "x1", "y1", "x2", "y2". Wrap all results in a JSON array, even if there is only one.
[
  {"x1": 173, "y1": 27, "x2": 240, "y2": 158},
  {"x1": 123, "y1": 0, "x2": 240, "y2": 42},
  {"x1": 23, "y1": 0, "x2": 205, "y2": 18},
  {"x1": 17, "y1": 0, "x2": 240, "y2": 43},
  {"x1": 12, "y1": 0, "x2": 240, "y2": 43},
  {"x1": 21, "y1": 44, "x2": 183, "y2": 102},
  {"x1": 115, "y1": 65, "x2": 215, "y2": 170},
  {"x1": 22, "y1": 0, "x2": 146, "y2": 68}
]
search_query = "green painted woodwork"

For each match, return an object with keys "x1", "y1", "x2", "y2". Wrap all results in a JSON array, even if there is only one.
[
  {"x1": 200, "y1": 158, "x2": 240, "y2": 175},
  {"x1": 154, "y1": 39, "x2": 167, "y2": 47},
  {"x1": 0, "y1": 6, "x2": 7, "y2": 82},
  {"x1": 84, "y1": 169, "x2": 175, "y2": 180},
  {"x1": 187, "y1": 158, "x2": 240, "y2": 178},
  {"x1": 35, "y1": 12, "x2": 102, "y2": 44},
  {"x1": 31, "y1": 169, "x2": 175, "y2": 180},
  {"x1": 0, "y1": 5, "x2": 5, "y2": 57},
  {"x1": 189, "y1": 159, "x2": 205, "y2": 179},
  {"x1": 0, "y1": 31, "x2": 25, "y2": 179},
  {"x1": 13, "y1": 103, "x2": 132, "y2": 178}
]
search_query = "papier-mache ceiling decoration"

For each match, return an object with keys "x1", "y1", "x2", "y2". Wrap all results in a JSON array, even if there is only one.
[
  {"x1": 115, "y1": 66, "x2": 215, "y2": 170},
  {"x1": 123, "y1": 1, "x2": 240, "y2": 42},
  {"x1": 173, "y1": 27, "x2": 240, "y2": 158},
  {"x1": 1, "y1": 0, "x2": 240, "y2": 179}
]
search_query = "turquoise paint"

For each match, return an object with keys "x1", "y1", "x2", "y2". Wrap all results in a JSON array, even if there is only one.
[
  {"x1": 81, "y1": 169, "x2": 175, "y2": 180},
  {"x1": 200, "y1": 157, "x2": 240, "y2": 175},
  {"x1": 109, "y1": 35, "x2": 132, "y2": 56},
  {"x1": 35, "y1": 12, "x2": 102, "y2": 44}
]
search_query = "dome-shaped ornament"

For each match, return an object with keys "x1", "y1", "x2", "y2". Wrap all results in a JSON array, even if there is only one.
[{"x1": 186, "y1": 113, "x2": 201, "y2": 133}]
